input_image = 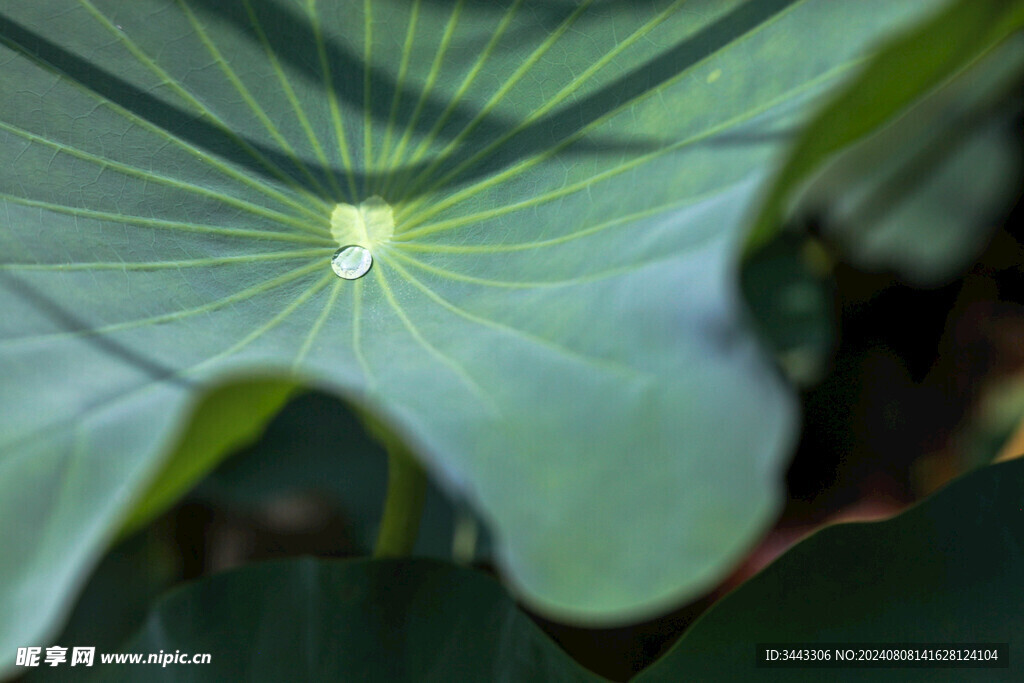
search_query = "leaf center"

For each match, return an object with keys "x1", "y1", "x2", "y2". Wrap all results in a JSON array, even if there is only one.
[{"x1": 330, "y1": 196, "x2": 395, "y2": 250}]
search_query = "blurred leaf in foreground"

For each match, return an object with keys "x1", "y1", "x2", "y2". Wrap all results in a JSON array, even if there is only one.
[
  {"x1": 638, "y1": 458, "x2": 1024, "y2": 682},
  {"x1": 105, "y1": 558, "x2": 603, "y2": 682}
]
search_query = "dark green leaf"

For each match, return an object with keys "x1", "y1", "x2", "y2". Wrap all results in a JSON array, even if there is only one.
[
  {"x1": 638, "y1": 459, "x2": 1024, "y2": 682},
  {"x1": 105, "y1": 558, "x2": 603, "y2": 682}
]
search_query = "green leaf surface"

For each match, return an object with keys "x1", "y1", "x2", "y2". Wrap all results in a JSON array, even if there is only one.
[
  {"x1": 637, "y1": 459, "x2": 1024, "y2": 682},
  {"x1": 103, "y1": 558, "x2": 603, "y2": 682},
  {"x1": 0, "y1": 0, "x2": 941, "y2": 666},
  {"x1": 746, "y1": 0, "x2": 1024, "y2": 255}
]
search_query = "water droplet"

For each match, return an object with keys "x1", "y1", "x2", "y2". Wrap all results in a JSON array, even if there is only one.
[{"x1": 331, "y1": 245, "x2": 372, "y2": 280}]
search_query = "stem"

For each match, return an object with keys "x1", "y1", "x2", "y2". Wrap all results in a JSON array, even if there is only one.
[{"x1": 373, "y1": 441, "x2": 428, "y2": 557}]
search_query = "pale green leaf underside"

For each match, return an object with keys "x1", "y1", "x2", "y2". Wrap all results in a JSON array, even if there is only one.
[{"x1": 0, "y1": 0, "x2": 939, "y2": 666}]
